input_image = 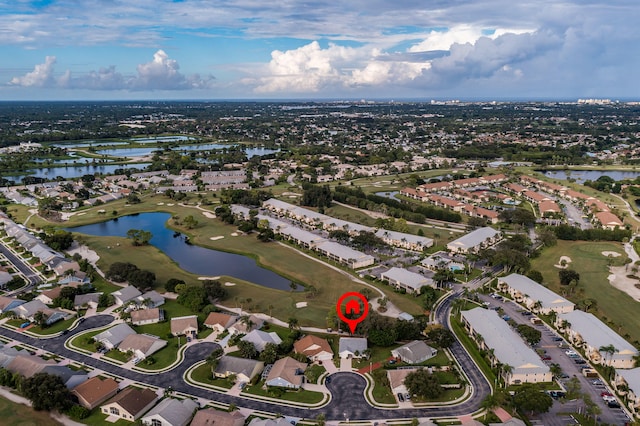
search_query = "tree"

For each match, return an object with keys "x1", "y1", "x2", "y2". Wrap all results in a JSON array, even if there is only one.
[
  {"x1": 183, "y1": 215, "x2": 199, "y2": 229},
  {"x1": 21, "y1": 373, "x2": 72, "y2": 411},
  {"x1": 404, "y1": 369, "x2": 443, "y2": 399},
  {"x1": 259, "y1": 343, "x2": 279, "y2": 364},
  {"x1": 203, "y1": 280, "x2": 227, "y2": 301},
  {"x1": 127, "y1": 269, "x2": 156, "y2": 289},
  {"x1": 559, "y1": 269, "x2": 580, "y2": 286},
  {"x1": 426, "y1": 327, "x2": 455, "y2": 348},
  {"x1": 206, "y1": 348, "x2": 224, "y2": 370},
  {"x1": 433, "y1": 268, "x2": 455, "y2": 288},
  {"x1": 105, "y1": 262, "x2": 139, "y2": 282},
  {"x1": 513, "y1": 384, "x2": 553, "y2": 415},
  {"x1": 237, "y1": 340, "x2": 258, "y2": 359},
  {"x1": 165, "y1": 278, "x2": 185, "y2": 293},
  {"x1": 516, "y1": 324, "x2": 542, "y2": 346},
  {"x1": 126, "y1": 228, "x2": 153, "y2": 246},
  {"x1": 33, "y1": 311, "x2": 49, "y2": 327},
  {"x1": 98, "y1": 293, "x2": 115, "y2": 308},
  {"x1": 526, "y1": 270, "x2": 544, "y2": 284},
  {"x1": 288, "y1": 317, "x2": 300, "y2": 331},
  {"x1": 177, "y1": 286, "x2": 207, "y2": 312},
  {"x1": 599, "y1": 344, "x2": 618, "y2": 366}
]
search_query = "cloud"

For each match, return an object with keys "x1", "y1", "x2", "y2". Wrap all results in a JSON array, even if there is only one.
[
  {"x1": 9, "y1": 56, "x2": 57, "y2": 87},
  {"x1": 8, "y1": 50, "x2": 215, "y2": 91}
]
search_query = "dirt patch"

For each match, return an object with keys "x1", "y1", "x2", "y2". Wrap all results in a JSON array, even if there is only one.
[
  {"x1": 224, "y1": 282, "x2": 236, "y2": 287},
  {"x1": 608, "y1": 265, "x2": 640, "y2": 302},
  {"x1": 65, "y1": 243, "x2": 100, "y2": 265},
  {"x1": 201, "y1": 211, "x2": 216, "y2": 219}
]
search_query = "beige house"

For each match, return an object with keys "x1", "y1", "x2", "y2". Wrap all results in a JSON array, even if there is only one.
[
  {"x1": 100, "y1": 387, "x2": 157, "y2": 422},
  {"x1": 265, "y1": 357, "x2": 307, "y2": 389},
  {"x1": 191, "y1": 409, "x2": 245, "y2": 426},
  {"x1": 497, "y1": 273, "x2": 575, "y2": 314},
  {"x1": 130, "y1": 308, "x2": 164, "y2": 326},
  {"x1": 614, "y1": 368, "x2": 640, "y2": 419},
  {"x1": 170, "y1": 315, "x2": 198, "y2": 338},
  {"x1": 294, "y1": 335, "x2": 333, "y2": 362},
  {"x1": 118, "y1": 334, "x2": 167, "y2": 360},
  {"x1": 72, "y1": 376, "x2": 119, "y2": 410},
  {"x1": 203, "y1": 312, "x2": 237, "y2": 333}
]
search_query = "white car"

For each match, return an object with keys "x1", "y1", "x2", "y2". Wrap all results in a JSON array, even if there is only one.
[{"x1": 565, "y1": 350, "x2": 577, "y2": 356}]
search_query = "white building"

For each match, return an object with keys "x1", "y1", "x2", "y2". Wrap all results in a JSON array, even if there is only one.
[
  {"x1": 447, "y1": 227, "x2": 502, "y2": 254},
  {"x1": 380, "y1": 267, "x2": 433, "y2": 294},
  {"x1": 497, "y1": 273, "x2": 575, "y2": 314},
  {"x1": 461, "y1": 308, "x2": 552, "y2": 385}
]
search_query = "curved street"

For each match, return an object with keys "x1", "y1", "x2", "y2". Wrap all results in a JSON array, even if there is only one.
[{"x1": 0, "y1": 290, "x2": 492, "y2": 421}]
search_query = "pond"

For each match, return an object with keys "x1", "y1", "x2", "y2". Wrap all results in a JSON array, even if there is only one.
[
  {"x1": 540, "y1": 170, "x2": 640, "y2": 183},
  {"x1": 52, "y1": 141, "x2": 130, "y2": 148},
  {"x1": 67, "y1": 212, "x2": 294, "y2": 291},
  {"x1": 96, "y1": 144, "x2": 279, "y2": 158},
  {"x1": 374, "y1": 191, "x2": 399, "y2": 199},
  {"x1": 11, "y1": 163, "x2": 151, "y2": 182}
]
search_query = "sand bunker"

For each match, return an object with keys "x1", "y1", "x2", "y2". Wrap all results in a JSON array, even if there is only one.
[
  {"x1": 608, "y1": 266, "x2": 640, "y2": 302},
  {"x1": 167, "y1": 203, "x2": 174, "y2": 206},
  {"x1": 554, "y1": 256, "x2": 572, "y2": 269},
  {"x1": 198, "y1": 276, "x2": 221, "y2": 281},
  {"x1": 201, "y1": 211, "x2": 216, "y2": 219},
  {"x1": 602, "y1": 251, "x2": 621, "y2": 257},
  {"x1": 157, "y1": 202, "x2": 165, "y2": 205},
  {"x1": 65, "y1": 244, "x2": 100, "y2": 265},
  {"x1": 231, "y1": 232, "x2": 238, "y2": 236},
  {"x1": 296, "y1": 302, "x2": 308, "y2": 308},
  {"x1": 224, "y1": 282, "x2": 236, "y2": 287},
  {"x1": 209, "y1": 236, "x2": 224, "y2": 241}
]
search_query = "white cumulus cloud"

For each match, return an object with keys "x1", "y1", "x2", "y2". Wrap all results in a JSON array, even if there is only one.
[{"x1": 8, "y1": 50, "x2": 215, "y2": 91}]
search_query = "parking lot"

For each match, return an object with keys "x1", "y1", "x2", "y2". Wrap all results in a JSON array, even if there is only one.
[{"x1": 478, "y1": 292, "x2": 631, "y2": 425}]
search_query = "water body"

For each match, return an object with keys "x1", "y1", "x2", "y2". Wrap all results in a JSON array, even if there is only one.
[
  {"x1": 541, "y1": 170, "x2": 640, "y2": 183},
  {"x1": 11, "y1": 163, "x2": 151, "y2": 182},
  {"x1": 52, "y1": 141, "x2": 130, "y2": 148},
  {"x1": 133, "y1": 136, "x2": 196, "y2": 144},
  {"x1": 68, "y1": 212, "x2": 293, "y2": 291},
  {"x1": 97, "y1": 145, "x2": 279, "y2": 158},
  {"x1": 374, "y1": 191, "x2": 399, "y2": 199}
]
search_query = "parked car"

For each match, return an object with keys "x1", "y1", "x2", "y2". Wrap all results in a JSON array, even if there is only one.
[
  {"x1": 565, "y1": 350, "x2": 577, "y2": 356},
  {"x1": 574, "y1": 359, "x2": 587, "y2": 364},
  {"x1": 541, "y1": 356, "x2": 552, "y2": 361},
  {"x1": 397, "y1": 393, "x2": 404, "y2": 402},
  {"x1": 553, "y1": 337, "x2": 563, "y2": 342},
  {"x1": 608, "y1": 400, "x2": 621, "y2": 408},
  {"x1": 20, "y1": 322, "x2": 30, "y2": 328}
]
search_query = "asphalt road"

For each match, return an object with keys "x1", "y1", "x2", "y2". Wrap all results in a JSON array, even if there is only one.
[
  {"x1": 0, "y1": 242, "x2": 42, "y2": 287},
  {"x1": 1, "y1": 298, "x2": 493, "y2": 421}
]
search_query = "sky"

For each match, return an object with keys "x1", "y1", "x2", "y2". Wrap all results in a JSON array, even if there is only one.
[{"x1": 0, "y1": 0, "x2": 638, "y2": 101}]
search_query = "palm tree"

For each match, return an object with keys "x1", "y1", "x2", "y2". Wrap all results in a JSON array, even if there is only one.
[
  {"x1": 599, "y1": 344, "x2": 618, "y2": 366},
  {"x1": 501, "y1": 364, "x2": 513, "y2": 387},
  {"x1": 288, "y1": 317, "x2": 300, "y2": 331}
]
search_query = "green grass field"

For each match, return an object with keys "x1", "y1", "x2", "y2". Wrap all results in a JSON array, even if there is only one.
[
  {"x1": 0, "y1": 396, "x2": 62, "y2": 426},
  {"x1": 530, "y1": 240, "x2": 640, "y2": 344}
]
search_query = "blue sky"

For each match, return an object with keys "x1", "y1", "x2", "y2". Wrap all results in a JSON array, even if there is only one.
[{"x1": 0, "y1": 0, "x2": 638, "y2": 100}]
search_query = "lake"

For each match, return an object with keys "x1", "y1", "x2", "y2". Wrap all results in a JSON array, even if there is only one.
[
  {"x1": 541, "y1": 170, "x2": 640, "y2": 183},
  {"x1": 11, "y1": 163, "x2": 151, "y2": 182},
  {"x1": 68, "y1": 212, "x2": 293, "y2": 291},
  {"x1": 96, "y1": 144, "x2": 279, "y2": 158}
]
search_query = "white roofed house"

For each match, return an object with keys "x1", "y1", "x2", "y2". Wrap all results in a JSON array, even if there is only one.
[
  {"x1": 391, "y1": 340, "x2": 438, "y2": 364},
  {"x1": 214, "y1": 355, "x2": 264, "y2": 383},
  {"x1": 265, "y1": 356, "x2": 307, "y2": 389},
  {"x1": 228, "y1": 315, "x2": 264, "y2": 335},
  {"x1": 556, "y1": 310, "x2": 638, "y2": 369},
  {"x1": 241, "y1": 330, "x2": 283, "y2": 352},
  {"x1": 447, "y1": 227, "x2": 502, "y2": 254},
  {"x1": 170, "y1": 315, "x2": 199, "y2": 338},
  {"x1": 374, "y1": 229, "x2": 434, "y2": 252},
  {"x1": 10, "y1": 300, "x2": 68, "y2": 325},
  {"x1": 93, "y1": 323, "x2": 137, "y2": 350},
  {"x1": 339, "y1": 337, "x2": 368, "y2": 359},
  {"x1": 112, "y1": 286, "x2": 142, "y2": 306},
  {"x1": 380, "y1": 267, "x2": 434, "y2": 295},
  {"x1": 140, "y1": 397, "x2": 198, "y2": 426},
  {"x1": 130, "y1": 307, "x2": 164, "y2": 326},
  {"x1": 136, "y1": 290, "x2": 165, "y2": 309},
  {"x1": 315, "y1": 241, "x2": 375, "y2": 269},
  {"x1": 73, "y1": 293, "x2": 102, "y2": 310},
  {"x1": 497, "y1": 273, "x2": 575, "y2": 314},
  {"x1": 461, "y1": 308, "x2": 552, "y2": 385},
  {"x1": 118, "y1": 334, "x2": 167, "y2": 360}
]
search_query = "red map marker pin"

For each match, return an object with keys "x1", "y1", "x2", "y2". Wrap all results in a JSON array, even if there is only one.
[{"x1": 336, "y1": 291, "x2": 369, "y2": 334}]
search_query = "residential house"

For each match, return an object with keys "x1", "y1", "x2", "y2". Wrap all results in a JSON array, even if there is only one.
[
  {"x1": 447, "y1": 227, "x2": 502, "y2": 254},
  {"x1": 338, "y1": 337, "x2": 368, "y2": 359},
  {"x1": 595, "y1": 211, "x2": 624, "y2": 230},
  {"x1": 0, "y1": 271, "x2": 13, "y2": 288},
  {"x1": 74, "y1": 293, "x2": 102, "y2": 310},
  {"x1": 190, "y1": 409, "x2": 246, "y2": 426},
  {"x1": 100, "y1": 387, "x2": 158, "y2": 422},
  {"x1": 387, "y1": 368, "x2": 418, "y2": 396},
  {"x1": 293, "y1": 335, "x2": 333, "y2": 362},
  {"x1": 497, "y1": 274, "x2": 575, "y2": 314},
  {"x1": 0, "y1": 296, "x2": 25, "y2": 314},
  {"x1": 380, "y1": 267, "x2": 433, "y2": 295},
  {"x1": 204, "y1": 312, "x2": 238, "y2": 333},
  {"x1": 36, "y1": 286, "x2": 63, "y2": 305},
  {"x1": 112, "y1": 286, "x2": 143, "y2": 306},
  {"x1": 461, "y1": 308, "x2": 552, "y2": 385},
  {"x1": 228, "y1": 315, "x2": 264, "y2": 335},
  {"x1": 10, "y1": 299, "x2": 68, "y2": 325},
  {"x1": 137, "y1": 291, "x2": 165, "y2": 309},
  {"x1": 314, "y1": 241, "x2": 375, "y2": 269},
  {"x1": 241, "y1": 330, "x2": 283, "y2": 352},
  {"x1": 373, "y1": 229, "x2": 433, "y2": 252},
  {"x1": 118, "y1": 334, "x2": 167, "y2": 360},
  {"x1": 213, "y1": 356, "x2": 264, "y2": 383},
  {"x1": 72, "y1": 376, "x2": 119, "y2": 410},
  {"x1": 0, "y1": 344, "x2": 20, "y2": 368},
  {"x1": 40, "y1": 364, "x2": 88, "y2": 389},
  {"x1": 556, "y1": 310, "x2": 638, "y2": 368},
  {"x1": 265, "y1": 357, "x2": 307, "y2": 389},
  {"x1": 391, "y1": 340, "x2": 438, "y2": 364},
  {"x1": 7, "y1": 354, "x2": 56, "y2": 378},
  {"x1": 94, "y1": 323, "x2": 137, "y2": 350},
  {"x1": 170, "y1": 315, "x2": 198, "y2": 338},
  {"x1": 140, "y1": 397, "x2": 198, "y2": 426},
  {"x1": 130, "y1": 308, "x2": 165, "y2": 326}
]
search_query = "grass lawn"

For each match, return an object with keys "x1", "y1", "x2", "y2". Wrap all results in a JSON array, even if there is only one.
[
  {"x1": 68, "y1": 328, "x2": 107, "y2": 352},
  {"x1": 353, "y1": 345, "x2": 393, "y2": 369},
  {"x1": 242, "y1": 380, "x2": 325, "y2": 404},
  {"x1": 530, "y1": 240, "x2": 640, "y2": 344},
  {"x1": 81, "y1": 407, "x2": 133, "y2": 426},
  {"x1": 370, "y1": 370, "x2": 396, "y2": 405},
  {"x1": 304, "y1": 364, "x2": 326, "y2": 384},
  {"x1": 413, "y1": 387, "x2": 466, "y2": 403},
  {"x1": 0, "y1": 396, "x2": 62, "y2": 426},
  {"x1": 103, "y1": 349, "x2": 129, "y2": 363},
  {"x1": 189, "y1": 363, "x2": 235, "y2": 389},
  {"x1": 27, "y1": 318, "x2": 76, "y2": 336}
]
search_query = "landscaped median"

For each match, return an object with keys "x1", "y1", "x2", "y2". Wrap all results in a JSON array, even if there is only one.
[{"x1": 184, "y1": 361, "x2": 330, "y2": 408}]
